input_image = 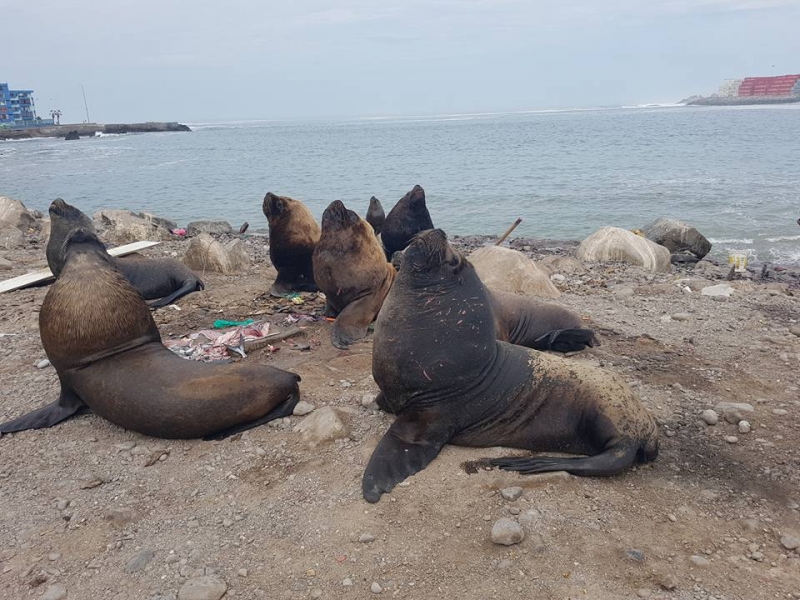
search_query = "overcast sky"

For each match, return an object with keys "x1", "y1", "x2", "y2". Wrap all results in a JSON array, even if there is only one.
[{"x1": 4, "y1": 0, "x2": 799, "y2": 123}]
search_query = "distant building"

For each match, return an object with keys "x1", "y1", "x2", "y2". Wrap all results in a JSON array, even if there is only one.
[
  {"x1": 0, "y1": 83, "x2": 53, "y2": 127},
  {"x1": 737, "y1": 74, "x2": 800, "y2": 97},
  {"x1": 718, "y1": 79, "x2": 743, "y2": 97}
]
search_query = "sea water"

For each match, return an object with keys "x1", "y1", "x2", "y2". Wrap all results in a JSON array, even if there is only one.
[{"x1": 2, "y1": 105, "x2": 799, "y2": 264}]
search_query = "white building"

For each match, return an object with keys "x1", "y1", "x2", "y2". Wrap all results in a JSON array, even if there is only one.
[{"x1": 718, "y1": 79, "x2": 743, "y2": 97}]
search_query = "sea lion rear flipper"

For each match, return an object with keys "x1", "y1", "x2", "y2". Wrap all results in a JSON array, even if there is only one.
[
  {"x1": 532, "y1": 328, "x2": 597, "y2": 353},
  {"x1": 330, "y1": 294, "x2": 382, "y2": 349},
  {"x1": 147, "y1": 277, "x2": 204, "y2": 309},
  {"x1": 362, "y1": 409, "x2": 452, "y2": 503},
  {"x1": 0, "y1": 384, "x2": 87, "y2": 434},
  {"x1": 201, "y1": 390, "x2": 300, "y2": 441},
  {"x1": 489, "y1": 442, "x2": 640, "y2": 477}
]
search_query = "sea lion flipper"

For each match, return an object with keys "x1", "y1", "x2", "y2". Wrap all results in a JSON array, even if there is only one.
[
  {"x1": 490, "y1": 442, "x2": 640, "y2": 477},
  {"x1": 147, "y1": 277, "x2": 204, "y2": 309},
  {"x1": 0, "y1": 384, "x2": 87, "y2": 434},
  {"x1": 201, "y1": 389, "x2": 301, "y2": 441},
  {"x1": 362, "y1": 409, "x2": 452, "y2": 503},
  {"x1": 532, "y1": 328, "x2": 597, "y2": 353},
  {"x1": 330, "y1": 294, "x2": 382, "y2": 349}
]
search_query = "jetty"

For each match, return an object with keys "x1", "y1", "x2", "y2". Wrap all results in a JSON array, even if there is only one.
[{"x1": 0, "y1": 121, "x2": 191, "y2": 140}]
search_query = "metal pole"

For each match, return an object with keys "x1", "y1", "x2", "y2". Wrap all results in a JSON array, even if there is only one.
[{"x1": 81, "y1": 84, "x2": 91, "y2": 123}]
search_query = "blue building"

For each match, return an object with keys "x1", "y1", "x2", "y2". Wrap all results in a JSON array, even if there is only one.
[{"x1": 0, "y1": 83, "x2": 53, "y2": 128}]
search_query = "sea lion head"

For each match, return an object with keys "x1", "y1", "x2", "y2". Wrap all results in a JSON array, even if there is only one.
[
  {"x1": 60, "y1": 227, "x2": 113, "y2": 268},
  {"x1": 403, "y1": 229, "x2": 465, "y2": 277},
  {"x1": 404, "y1": 185, "x2": 427, "y2": 213},
  {"x1": 49, "y1": 198, "x2": 93, "y2": 228},
  {"x1": 262, "y1": 192, "x2": 293, "y2": 223},
  {"x1": 321, "y1": 199, "x2": 360, "y2": 232}
]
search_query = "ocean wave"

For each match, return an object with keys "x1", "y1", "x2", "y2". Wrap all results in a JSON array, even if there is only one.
[
  {"x1": 765, "y1": 234, "x2": 800, "y2": 242},
  {"x1": 708, "y1": 238, "x2": 754, "y2": 244}
]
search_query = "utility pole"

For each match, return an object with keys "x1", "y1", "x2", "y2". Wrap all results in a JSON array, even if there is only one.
[{"x1": 81, "y1": 84, "x2": 91, "y2": 123}]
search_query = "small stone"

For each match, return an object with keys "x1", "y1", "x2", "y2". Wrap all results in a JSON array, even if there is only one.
[
  {"x1": 310, "y1": 590, "x2": 322, "y2": 599},
  {"x1": 671, "y1": 313, "x2": 691, "y2": 322},
  {"x1": 626, "y1": 549, "x2": 645, "y2": 563},
  {"x1": 636, "y1": 589, "x2": 652, "y2": 599},
  {"x1": 222, "y1": 518, "x2": 233, "y2": 528},
  {"x1": 126, "y1": 548, "x2": 155, "y2": 573},
  {"x1": 41, "y1": 585, "x2": 67, "y2": 600},
  {"x1": 358, "y1": 533, "x2": 375, "y2": 544},
  {"x1": 689, "y1": 555, "x2": 710, "y2": 567},
  {"x1": 491, "y1": 518, "x2": 524, "y2": 546},
  {"x1": 104, "y1": 508, "x2": 139, "y2": 525},
  {"x1": 772, "y1": 408, "x2": 788, "y2": 416},
  {"x1": 780, "y1": 535, "x2": 800, "y2": 551},
  {"x1": 789, "y1": 325, "x2": 800, "y2": 337},
  {"x1": 738, "y1": 420, "x2": 751, "y2": 434},
  {"x1": 725, "y1": 436, "x2": 739, "y2": 444},
  {"x1": 751, "y1": 552, "x2": 765, "y2": 561},
  {"x1": 79, "y1": 473, "x2": 106, "y2": 489},
  {"x1": 714, "y1": 402, "x2": 754, "y2": 414},
  {"x1": 292, "y1": 401, "x2": 315, "y2": 416},
  {"x1": 500, "y1": 486, "x2": 523, "y2": 501},
  {"x1": 36, "y1": 359, "x2": 51, "y2": 369},
  {"x1": 293, "y1": 407, "x2": 349, "y2": 445},
  {"x1": 723, "y1": 409, "x2": 743, "y2": 424},
  {"x1": 361, "y1": 394, "x2": 379, "y2": 410},
  {"x1": 177, "y1": 575, "x2": 227, "y2": 600},
  {"x1": 667, "y1": 514, "x2": 677, "y2": 522},
  {"x1": 701, "y1": 284, "x2": 733, "y2": 297},
  {"x1": 56, "y1": 500, "x2": 69, "y2": 511},
  {"x1": 741, "y1": 519, "x2": 760, "y2": 532},
  {"x1": 237, "y1": 569, "x2": 248, "y2": 578},
  {"x1": 370, "y1": 582, "x2": 383, "y2": 594},
  {"x1": 342, "y1": 578, "x2": 354, "y2": 587},
  {"x1": 657, "y1": 574, "x2": 678, "y2": 591},
  {"x1": 700, "y1": 410, "x2": 718, "y2": 426}
]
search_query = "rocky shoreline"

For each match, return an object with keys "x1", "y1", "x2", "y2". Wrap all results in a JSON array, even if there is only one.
[{"x1": 0, "y1": 121, "x2": 191, "y2": 141}]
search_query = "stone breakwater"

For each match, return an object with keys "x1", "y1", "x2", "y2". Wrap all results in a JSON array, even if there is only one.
[{"x1": 0, "y1": 122, "x2": 191, "y2": 140}]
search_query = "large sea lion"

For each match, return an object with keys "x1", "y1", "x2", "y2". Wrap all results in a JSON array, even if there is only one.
[
  {"x1": 46, "y1": 199, "x2": 204, "y2": 308},
  {"x1": 313, "y1": 200, "x2": 396, "y2": 349},
  {"x1": 0, "y1": 228, "x2": 300, "y2": 439},
  {"x1": 363, "y1": 229, "x2": 658, "y2": 503},
  {"x1": 365, "y1": 196, "x2": 385, "y2": 236},
  {"x1": 380, "y1": 185, "x2": 434, "y2": 258},
  {"x1": 262, "y1": 192, "x2": 321, "y2": 296}
]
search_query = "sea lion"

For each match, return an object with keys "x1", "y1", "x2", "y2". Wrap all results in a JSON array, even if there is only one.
[
  {"x1": 391, "y1": 249, "x2": 597, "y2": 353},
  {"x1": 365, "y1": 196, "x2": 385, "y2": 236},
  {"x1": 0, "y1": 227, "x2": 300, "y2": 439},
  {"x1": 46, "y1": 199, "x2": 204, "y2": 308},
  {"x1": 363, "y1": 229, "x2": 658, "y2": 503},
  {"x1": 380, "y1": 185, "x2": 434, "y2": 258},
  {"x1": 262, "y1": 192, "x2": 321, "y2": 296},
  {"x1": 313, "y1": 200, "x2": 396, "y2": 349}
]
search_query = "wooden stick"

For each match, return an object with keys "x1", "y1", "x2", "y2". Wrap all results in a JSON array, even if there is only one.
[
  {"x1": 495, "y1": 218, "x2": 522, "y2": 246},
  {"x1": 244, "y1": 327, "x2": 304, "y2": 352}
]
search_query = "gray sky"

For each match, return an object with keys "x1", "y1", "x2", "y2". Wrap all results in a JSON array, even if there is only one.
[{"x1": 4, "y1": 0, "x2": 799, "y2": 123}]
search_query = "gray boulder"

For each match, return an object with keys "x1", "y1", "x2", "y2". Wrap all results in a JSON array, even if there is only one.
[
  {"x1": 0, "y1": 196, "x2": 36, "y2": 232},
  {"x1": 642, "y1": 217, "x2": 711, "y2": 259},
  {"x1": 576, "y1": 227, "x2": 671, "y2": 273},
  {"x1": 468, "y1": 245, "x2": 560, "y2": 298},
  {"x1": 183, "y1": 233, "x2": 250, "y2": 274},
  {"x1": 0, "y1": 224, "x2": 25, "y2": 249},
  {"x1": 186, "y1": 220, "x2": 233, "y2": 236},
  {"x1": 137, "y1": 211, "x2": 177, "y2": 231},
  {"x1": 293, "y1": 407, "x2": 349, "y2": 446},
  {"x1": 93, "y1": 209, "x2": 173, "y2": 244}
]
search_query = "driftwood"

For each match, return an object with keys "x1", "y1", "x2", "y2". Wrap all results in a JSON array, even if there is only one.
[{"x1": 495, "y1": 218, "x2": 522, "y2": 245}]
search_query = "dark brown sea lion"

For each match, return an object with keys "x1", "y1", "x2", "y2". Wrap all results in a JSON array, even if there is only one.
[
  {"x1": 391, "y1": 249, "x2": 597, "y2": 353},
  {"x1": 0, "y1": 228, "x2": 300, "y2": 439},
  {"x1": 363, "y1": 229, "x2": 658, "y2": 503},
  {"x1": 313, "y1": 200, "x2": 396, "y2": 349},
  {"x1": 262, "y1": 192, "x2": 321, "y2": 296},
  {"x1": 380, "y1": 185, "x2": 434, "y2": 258},
  {"x1": 365, "y1": 196, "x2": 385, "y2": 236},
  {"x1": 46, "y1": 199, "x2": 204, "y2": 308}
]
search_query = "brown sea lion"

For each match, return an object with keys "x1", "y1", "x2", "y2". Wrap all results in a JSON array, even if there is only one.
[
  {"x1": 0, "y1": 228, "x2": 300, "y2": 439},
  {"x1": 363, "y1": 229, "x2": 658, "y2": 503},
  {"x1": 380, "y1": 185, "x2": 434, "y2": 258},
  {"x1": 262, "y1": 192, "x2": 321, "y2": 296},
  {"x1": 46, "y1": 199, "x2": 204, "y2": 308},
  {"x1": 313, "y1": 200, "x2": 396, "y2": 349},
  {"x1": 365, "y1": 196, "x2": 385, "y2": 236}
]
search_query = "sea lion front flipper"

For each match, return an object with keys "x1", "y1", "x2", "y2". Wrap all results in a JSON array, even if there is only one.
[
  {"x1": 490, "y1": 442, "x2": 640, "y2": 477},
  {"x1": 330, "y1": 293, "x2": 382, "y2": 349},
  {"x1": 362, "y1": 409, "x2": 453, "y2": 503},
  {"x1": 0, "y1": 383, "x2": 88, "y2": 434},
  {"x1": 532, "y1": 328, "x2": 597, "y2": 353},
  {"x1": 147, "y1": 277, "x2": 204, "y2": 309},
  {"x1": 202, "y1": 389, "x2": 301, "y2": 441}
]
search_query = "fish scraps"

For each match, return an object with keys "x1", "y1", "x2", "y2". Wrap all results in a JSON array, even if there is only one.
[{"x1": 163, "y1": 322, "x2": 275, "y2": 361}]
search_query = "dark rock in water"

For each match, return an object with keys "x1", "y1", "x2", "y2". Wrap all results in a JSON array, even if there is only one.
[
  {"x1": 186, "y1": 220, "x2": 233, "y2": 236},
  {"x1": 670, "y1": 251, "x2": 700, "y2": 265},
  {"x1": 642, "y1": 217, "x2": 711, "y2": 259},
  {"x1": 64, "y1": 130, "x2": 80, "y2": 140},
  {"x1": 104, "y1": 122, "x2": 191, "y2": 134}
]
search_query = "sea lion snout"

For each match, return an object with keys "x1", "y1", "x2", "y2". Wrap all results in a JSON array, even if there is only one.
[
  {"x1": 49, "y1": 198, "x2": 70, "y2": 215},
  {"x1": 405, "y1": 229, "x2": 462, "y2": 273},
  {"x1": 322, "y1": 200, "x2": 359, "y2": 230},
  {"x1": 262, "y1": 192, "x2": 285, "y2": 219}
]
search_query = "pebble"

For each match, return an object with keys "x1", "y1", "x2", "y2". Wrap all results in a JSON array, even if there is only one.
[
  {"x1": 491, "y1": 518, "x2": 525, "y2": 546},
  {"x1": 550, "y1": 274, "x2": 566, "y2": 283},
  {"x1": 667, "y1": 514, "x2": 677, "y2": 522},
  {"x1": 125, "y1": 548, "x2": 155, "y2": 573},
  {"x1": 293, "y1": 407, "x2": 349, "y2": 444},
  {"x1": 789, "y1": 325, "x2": 800, "y2": 337},
  {"x1": 723, "y1": 409, "x2": 743, "y2": 424},
  {"x1": 292, "y1": 401, "x2": 315, "y2": 416},
  {"x1": 178, "y1": 575, "x2": 228, "y2": 600},
  {"x1": 48, "y1": 552, "x2": 61, "y2": 561},
  {"x1": 626, "y1": 549, "x2": 645, "y2": 563},
  {"x1": 700, "y1": 410, "x2": 718, "y2": 426},
  {"x1": 657, "y1": 574, "x2": 678, "y2": 591},
  {"x1": 725, "y1": 436, "x2": 739, "y2": 444},
  {"x1": 358, "y1": 533, "x2": 376, "y2": 544},
  {"x1": 636, "y1": 589, "x2": 652, "y2": 598},
  {"x1": 701, "y1": 284, "x2": 733, "y2": 297},
  {"x1": 41, "y1": 585, "x2": 67, "y2": 600},
  {"x1": 36, "y1": 359, "x2": 51, "y2": 369},
  {"x1": 671, "y1": 313, "x2": 691, "y2": 321},
  {"x1": 237, "y1": 569, "x2": 248, "y2": 578},
  {"x1": 750, "y1": 551, "x2": 765, "y2": 561},
  {"x1": 689, "y1": 555, "x2": 710, "y2": 567},
  {"x1": 361, "y1": 394, "x2": 379, "y2": 410},
  {"x1": 500, "y1": 486, "x2": 523, "y2": 501},
  {"x1": 342, "y1": 578, "x2": 354, "y2": 587},
  {"x1": 772, "y1": 409, "x2": 788, "y2": 416},
  {"x1": 781, "y1": 535, "x2": 800, "y2": 551},
  {"x1": 222, "y1": 519, "x2": 233, "y2": 528},
  {"x1": 370, "y1": 582, "x2": 383, "y2": 594},
  {"x1": 738, "y1": 420, "x2": 751, "y2": 434},
  {"x1": 714, "y1": 402, "x2": 754, "y2": 414}
]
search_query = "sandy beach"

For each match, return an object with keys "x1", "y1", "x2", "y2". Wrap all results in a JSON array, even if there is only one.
[{"x1": 0, "y1": 223, "x2": 799, "y2": 600}]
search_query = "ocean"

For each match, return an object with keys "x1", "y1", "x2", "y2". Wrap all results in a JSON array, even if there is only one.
[{"x1": 2, "y1": 105, "x2": 799, "y2": 264}]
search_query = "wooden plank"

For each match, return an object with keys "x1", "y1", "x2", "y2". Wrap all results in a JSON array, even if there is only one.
[{"x1": 0, "y1": 241, "x2": 161, "y2": 294}]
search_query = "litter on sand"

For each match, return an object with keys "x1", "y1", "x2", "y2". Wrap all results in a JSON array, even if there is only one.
[
  {"x1": 164, "y1": 322, "x2": 274, "y2": 361},
  {"x1": 213, "y1": 318, "x2": 255, "y2": 329}
]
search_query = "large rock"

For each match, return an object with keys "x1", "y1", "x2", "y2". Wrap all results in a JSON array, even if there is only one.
[
  {"x1": 642, "y1": 217, "x2": 711, "y2": 259},
  {"x1": 93, "y1": 209, "x2": 173, "y2": 244},
  {"x1": 186, "y1": 220, "x2": 233, "y2": 236},
  {"x1": 182, "y1": 233, "x2": 250, "y2": 274},
  {"x1": 293, "y1": 407, "x2": 349, "y2": 446},
  {"x1": 576, "y1": 227, "x2": 671, "y2": 273},
  {"x1": 0, "y1": 196, "x2": 36, "y2": 232},
  {"x1": 137, "y1": 211, "x2": 177, "y2": 231},
  {"x1": 178, "y1": 575, "x2": 228, "y2": 600},
  {"x1": 468, "y1": 245, "x2": 560, "y2": 298},
  {"x1": 0, "y1": 224, "x2": 25, "y2": 249}
]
